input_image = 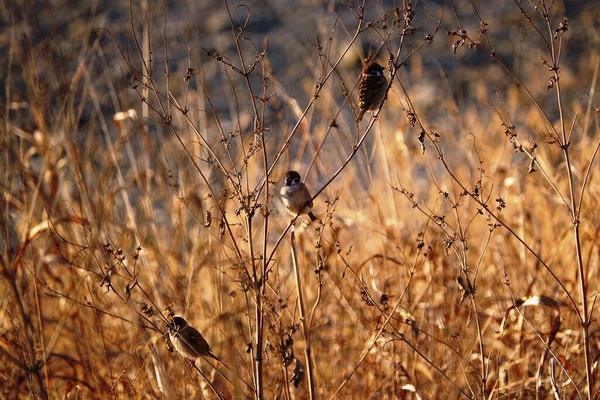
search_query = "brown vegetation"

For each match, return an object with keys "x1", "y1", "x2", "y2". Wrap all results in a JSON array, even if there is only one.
[{"x1": 2, "y1": 0, "x2": 600, "y2": 398}]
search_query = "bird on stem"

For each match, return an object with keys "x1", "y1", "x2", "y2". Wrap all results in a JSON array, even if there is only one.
[
  {"x1": 356, "y1": 62, "x2": 388, "y2": 123},
  {"x1": 169, "y1": 316, "x2": 220, "y2": 364},
  {"x1": 280, "y1": 170, "x2": 317, "y2": 222}
]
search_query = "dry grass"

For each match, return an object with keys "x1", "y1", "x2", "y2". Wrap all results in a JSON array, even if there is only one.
[{"x1": 2, "y1": 0, "x2": 600, "y2": 399}]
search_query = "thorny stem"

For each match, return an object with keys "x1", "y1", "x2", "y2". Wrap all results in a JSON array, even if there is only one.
[
  {"x1": 290, "y1": 231, "x2": 316, "y2": 399},
  {"x1": 222, "y1": 1, "x2": 263, "y2": 395},
  {"x1": 471, "y1": 297, "x2": 488, "y2": 398},
  {"x1": 547, "y1": 22, "x2": 594, "y2": 400},
  {"x1": 222, "y1": 0, "x2": 276, "y2": 396}
]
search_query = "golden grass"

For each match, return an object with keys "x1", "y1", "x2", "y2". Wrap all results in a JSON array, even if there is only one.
[{"x1": 2, "y1": 0, "x2": 600, "y2": 399}]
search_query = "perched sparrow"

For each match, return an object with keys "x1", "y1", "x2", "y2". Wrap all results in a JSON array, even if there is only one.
[
  {"x1": 169, "y1": 316, "x2": 220, "y2": 362},
  {"x1": 356, "y1": 62, "x2": 388, "y2": 123},
  {"x1": 280, "y1": 170, "x2": 317, "y2": 222}
]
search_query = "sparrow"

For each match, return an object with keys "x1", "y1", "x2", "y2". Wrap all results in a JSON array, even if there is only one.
[
  {"x1": 169, "y1": 316, "x2": 220, "y2": 363},
  {"x1": 280, "y1": 170, "x2": 317, "y2": 222},
  {"x1": 356, "y1": 62, "x2": 388, "y2": 123}
]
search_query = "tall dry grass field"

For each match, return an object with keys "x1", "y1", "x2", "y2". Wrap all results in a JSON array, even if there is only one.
[{"x1": 2, "y1": 0, "x2": 600, "y2": 398}]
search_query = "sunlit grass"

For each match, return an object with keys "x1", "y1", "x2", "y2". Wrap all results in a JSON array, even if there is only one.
[{"x1": 2, "y1": 1, "x2": 599, "y2": 399}]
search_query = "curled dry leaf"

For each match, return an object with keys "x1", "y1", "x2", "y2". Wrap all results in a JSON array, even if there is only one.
[
  {"x1": 499, "y1": 294, "x2": 561, "y2": 335},
  {"x1": 112, "y1": 109, "x2": 138, "y2": 128},
  {"x1": 401, "y1": 384, "x2": 422, "y2": 399}
]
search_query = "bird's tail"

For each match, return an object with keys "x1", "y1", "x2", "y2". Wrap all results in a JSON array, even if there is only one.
[
  {"x1": 207, "y1": 350, "x2": 221, "y2": 362},
  {"x1": 355, "y1": 109, "x2": 365, "y2": 123}
]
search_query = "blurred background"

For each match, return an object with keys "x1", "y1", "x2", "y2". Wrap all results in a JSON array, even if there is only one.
[{"x1": 2, "y1": 0, "x2": 600, "y2": 398}]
